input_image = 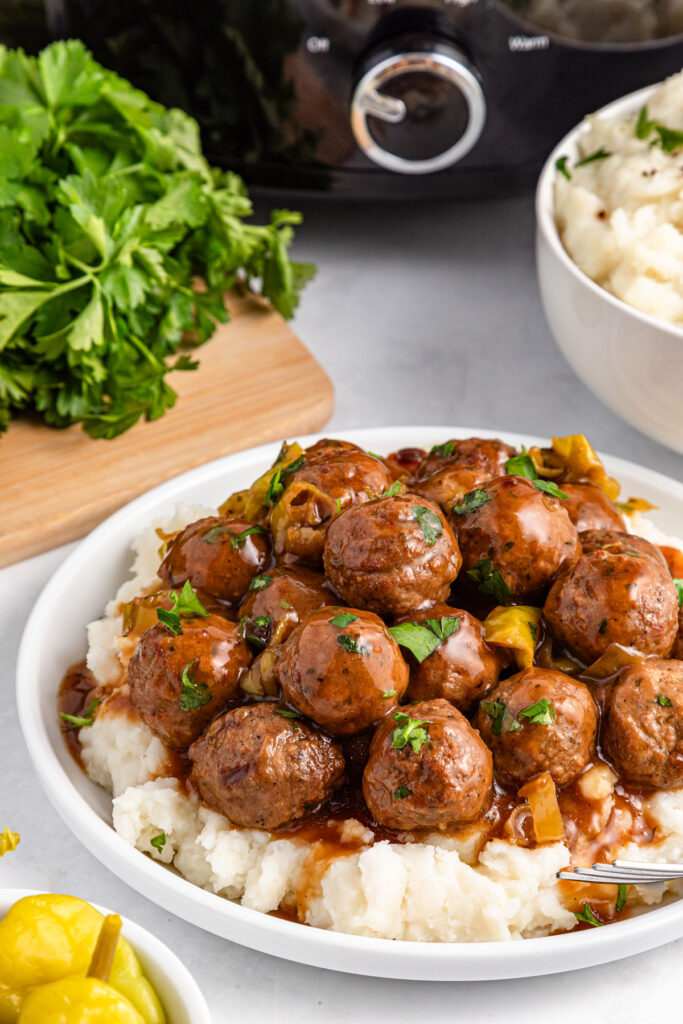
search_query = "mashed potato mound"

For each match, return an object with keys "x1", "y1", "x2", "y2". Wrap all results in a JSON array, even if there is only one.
[
  {"x1": 81, "y1": 503, "x2": 683, "y2": 942},
  {"x1": 555, "y1": 70, "x2": 683, "y2": 326}
]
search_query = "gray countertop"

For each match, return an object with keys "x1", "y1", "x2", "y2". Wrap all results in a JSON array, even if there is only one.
[{"x1": 2, "y1": 191, "x2": 682, "y2": 1022}]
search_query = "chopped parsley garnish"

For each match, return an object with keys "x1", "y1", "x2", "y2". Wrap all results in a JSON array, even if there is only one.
[
  {"x1": 429, "y1": 441, "x2": 455, "y2": 458},
  {"x1": 529, "y1": 621, "x2": 538, "y2": 642},
  {"x1": 381, "y1": 481, "x2": 402, "y2": 499},
  {"x1": 389, "y1": 616, "x2": 460, "y2": 663},
  {"x1": 466, "y1": 557, "x2": 512, "y2": 605},
  {"x1": 504, "y1": 452, "x2": 568, "y2": 500},
  {"x1": 574, "y1": 902, "x2": 603, "y2": 927},
  {"x1": 479, "y1": 699, "x2": 520, "y2": 736},
  {"x1": 598, "y1": 618, "x2": 608, "y2": 635},
  {"x1": 555, "y1": 155, "x2": 571, "y2": 180},
  {"x1": 279, "y1": 599, "x2": 292, "y2": 610},
  {"x1": 616, "y1": 884, "x2": 628, "y2": 913},
  {"x1": 157, "y1": 580, "x2": 209, "y2": 634},
  {"x1": 673, "y1": 579, "x2": 683, "y2": 606},
  {"x1": 656, "y1": 694, "x2": 673, "y2": 707},
  {"x1": 264, "y1": 455, "x2": 305, "y2": 507},
  {"x1": 518, "y1": 698, "x2": 556, "y2": 725},
  {"x1": 393, "y1": 786, "x2": 412, "y2": 800},
  {"x1": 249, "y1": 574, "x2": 272, "y2": 592},
  {"x1": 150, "y1": 832, "x2": 166, "y2": 851},
  {"x1": 575, "y1": 147, "x2": 612, "y2": 167},
  {"x1": 335, "y1": 497, "x2": 342, "y2": 515},
  {"x1": 413, "y1": 505, "x2": 444, "y2": 546},
  {"x1": 179, "y1": 660, "x2": 212, "y2": 711},
  {"x1": 337, "y1": 634, "x2": 371, "y2": 656},
  {"x1": 230, "y1": 524, "x2": 266, "y2": 549},
  {"x1": 390, "y1": 711, "x2": 431, "y2": 753},
  {"x1": 245, "y1": 614, "x2": 273, "y2": 650},
  {"x1": 367, "y1": 451, "x2": 383, "y2": 460},
  {"x1": 382, "y1": 689, "x2": 397, "y2": 698},
  {"x1": 451, "y1": 489, "x2": 490, "y2": 515},
  {"x1": 60, "y1": 698, "x2": 100, "y2": 729},
  {"x1": 635, "y1": 105, "x2": 683, "y2": 152},
  {"x1": 275, "y1": 708, "x2": 301, "y2": 719},
  {"x1": 330, "y1": 612, "x2": 358, "y2": 628},
  {"x1": 202, "y1": 524, "x2": 231, "y2": 545}
]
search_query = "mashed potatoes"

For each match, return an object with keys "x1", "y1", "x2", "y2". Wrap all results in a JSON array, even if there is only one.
[
  {"x1": 555, "y1": 70, "x2": 683, "y2": 325},
  {"x1": 78, "y1": 504, "x2": 683, "y2": 943}
]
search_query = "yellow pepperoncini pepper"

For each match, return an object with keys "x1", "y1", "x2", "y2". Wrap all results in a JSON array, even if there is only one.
[
  {"x1": 528, "y1": 434, "x2": 620, "y2": 501},
  {"x1": 0, "y1": 895, "x2": 165, "y2": 1024},
  {"x1": 0, "y1": 828, "x2": 20, "y2": 857},
  {"x1": 518, "y1": 772, "x2": 565, "y2": 844},
  {"x1": 237, "y1": 440, "x2": 304, "y2": 522},
  {"x1": 18, "y1": 977, "x2": 145, "y2": 1024},
  {"x1": 483, "y1": 606, "x2": 542, "y2": 670}
]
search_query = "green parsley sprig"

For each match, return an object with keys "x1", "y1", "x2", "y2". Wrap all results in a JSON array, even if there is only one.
[
  {"x1": 0, "y1": 41, "x2": 314, "y2": 439},
  {"x1": 179, "y1": 659, "x2": 212, "y2": 711},
  {"x1": 389, "y1": 616, "x2": 460, "y2": 663},
  {"x1": 390, "y1": 711, "x2": 431, "y2": 753},
  {"x1": 505, "y1": 452, "x2": 568, "y2": 500},
  {"x1": 467, "y1": 557, "x2": 511, "y2": 605},
  {"x1": 413, "y1": 505, "x2": 444, "y2": 546},
  {"x1": 60, "y1": 697, "x2": 100, "y2": 728},
  {"x1": 452, "y1": 489, "x2": 490, "y2": 515},
  {"x1": 156, "y1": 579, "x2": 209, "y2": 635}
]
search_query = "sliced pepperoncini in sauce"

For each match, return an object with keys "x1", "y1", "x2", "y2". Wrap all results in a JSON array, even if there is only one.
[
  {"x1": 483, "y1": 606, "x2": 542, "y2": 670},
  {"x1": 518, "y1": 772, "x2": 566, "y2": 844},
  {"x1": 237, "y1": 441, "x2": 304, "y2": 522},
  {"x1": 528, "y1": 434, "x2": 620, "y2": 501}
]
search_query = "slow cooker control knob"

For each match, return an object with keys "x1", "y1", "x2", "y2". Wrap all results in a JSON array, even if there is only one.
[{"x1": 350, "y1": 40, "x2": 486, "y2": 175}]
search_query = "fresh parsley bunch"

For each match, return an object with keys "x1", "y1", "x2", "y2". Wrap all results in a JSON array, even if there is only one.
[{"x1": 0, "y1": 41, "x2": 315, "y2": 438}]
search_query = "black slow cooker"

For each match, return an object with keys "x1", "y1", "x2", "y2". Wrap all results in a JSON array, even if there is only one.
[{"x1": 9, "y1": 0, "x2": 683, "y2": 197}]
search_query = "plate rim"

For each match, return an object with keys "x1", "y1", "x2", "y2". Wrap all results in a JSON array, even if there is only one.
[{"x1": 16, "y1": 424, "x2": 683, "y2": 981}]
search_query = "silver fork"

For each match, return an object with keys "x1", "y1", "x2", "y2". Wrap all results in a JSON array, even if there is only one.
[{"x1": 558, "y1": 860, "x2": 683, "y2": 885}]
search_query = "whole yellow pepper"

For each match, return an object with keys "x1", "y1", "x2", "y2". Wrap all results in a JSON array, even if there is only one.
[
  {"x1": 0, "y1": 896, "x2": 165, "y2": 1024},
  {"x1": 18, "y1": 977, "x2": 145, "y2": 1024}
]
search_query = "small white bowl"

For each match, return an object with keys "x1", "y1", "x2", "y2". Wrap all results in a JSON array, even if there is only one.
[
  {"x1": 0, "y1": 889, "x2": 210, "y2": 1024},
  {"x1": 535, "y1": 82, "x2": 683, "y2": 455}
]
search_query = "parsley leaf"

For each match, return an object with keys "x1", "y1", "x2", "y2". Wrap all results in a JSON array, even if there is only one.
[
  {"x1": 0, "y1": 41, "x2": 313, "y2": 440},
  {"x1": 505, "y1": 453, "x2": 568, "y2": 499},
  {"x1": 381, "y1": 481, "x2": 402, "y2": 498},
  {"x1": 636, "y1": 105, "x2": 656, "y2": 140},
  {"x1": 274, "y1": 708, "x2": 301, "y2": 719},
  {"x1": 429, "y1": 441, "x2": 454, "y2": 458},
  {"x1": 575, "y1": 147, "x2": 612, "y2": 167},
  {"x1": 264, "y1": 455, "x2": 305, "y2": 507},
  {"x1": 337, "y1": 634, "x2": 371, "y2": 656},
  {"x1": 518, "y1": 698, "x2": 556, "y2": 725},
  {"x1": 382, "y1": 689, "x2": 397, "y2": 698},
  {"x1": 390, "y1": 711, "x2": 431, "y2": 753},
  {"x1": 479, "y1": 699, "x2": 521, "y2": 736},
  {"x1": 249, "y1": 574, "x2": 272, "y2": 592},
  {"x1": 179, "y1": 660, "x2": 211, "y2": 711},
  {"x1": 673, "y1": 579, "x2": 683, "y2": 606},
  {"x1": 451, "y1": 489, "x2": 490, "y2": 515},
  {"x1": 150, "y1": 832, "x2": 166, "y2": 851},
  {"x1": 389, "y1": 616, "x2": 460, "y2": 663},
  {"x1": 467, "y1": 557, "x2": 512, "y2": 604},
  {"x1": 616, "y1": 884, "x2": 628, "y2": 913},
  {"x1": 413, "y1": 505, "x2": 444, "y2": 546},
  {"x1": 393, "y1": 785, "x2": 412, "y2": 799},
  {"x1": 157, "y1": 580, "x2": 209, "y2": 634},
  {"x1": 574, "y1": 902, "x2": 603, "y2": 927},
  {"x1": 634, "y1": 105, "x2": 683, "y2": 152},
  {"x1": 230, "y1": 525, "x2": 265, "y2": 549},
  {"x1": 330, "y1": 612, "x2": 358, "y2": 628},
  {"x1": 555, "y1": 155, "x2": 571, "y2": 180},
  {"x1": 245, "y1": 614, "x2": 273, "y2": 650},
  {"x1": 656, "y1": 694, "x2": 673, "y2": 707},
  {"x1": 60, "y1": 698, "x2": 100, "y2": 729}
]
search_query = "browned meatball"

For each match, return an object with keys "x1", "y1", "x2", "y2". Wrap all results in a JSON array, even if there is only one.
[
  {"x1": 270, "y1": 440, "x2": 393, "y2": 567},
  {"x1": 276, "y1": 607, "x2": 409, "y2": 735},
  {"x1": 395, "y1": 603, "x2": 501, "y2": 711},
  {"x1": 603, "y1": 659, "x2": 683, "y2": 788},
  {"x1": 362, "y1": 698, "x2": 493, "y2": 830},
  {"x1": 128, "y1": 616, "x2": 251, "y2": 749},
  {"x1": 544, "y1": 531, "x2": 679, "y2": 665},
  {"x1": 238, "y1": 565, "x2": 336, "y2": 646},
  {"x1": 412, "y1": 465, "x2": 491, "y2": 511},
  {"x1": 452, "y1": 475, "x2": 580, "y2": 603},
  {"x1": 323, "y1": 494, "x2": 461, "y2": 617},
  {"x1": 561, "y1": 484, "x2": 624, "y2": 533},
  {"x1": 159, "y1": 517, "x2": 271, "y2": 605},
  {"x1": 415, "y1": 437, "x2": 516, "y2": 481},
  {"x1": 189, "y1": 703, "x2": 345, "y2": 829},
  {"x1": 476, "y1": 667, "x2": 597, "y2": 788}
]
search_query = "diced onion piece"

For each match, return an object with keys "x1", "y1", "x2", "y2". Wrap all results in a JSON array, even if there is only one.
[
  {"x1": 243, "y1": 441, "x2": 304, "y2": 521},
  {"x1": 483, "y1": 605, "x2": 542, "y2": 670},
  {"x1": 518, "y1": 771, "x2": 565, "y2": 843},
  {"x1": 583, "y1": 643, "x2": 646, "y2": 682}
]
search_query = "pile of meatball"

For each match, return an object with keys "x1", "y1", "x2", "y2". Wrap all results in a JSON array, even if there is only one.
[{"x1": 126, "y1": 437, "x2": 683, "y2": 836}]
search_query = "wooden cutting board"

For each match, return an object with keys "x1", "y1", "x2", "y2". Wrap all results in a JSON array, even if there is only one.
[{"x1": 0, "y1": 292, "x2": 333, "y2": 568}]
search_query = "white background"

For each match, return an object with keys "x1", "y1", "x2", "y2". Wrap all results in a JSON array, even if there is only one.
[{"x1": 2, "y1": 193, "x2": 683, "y2": 1021}]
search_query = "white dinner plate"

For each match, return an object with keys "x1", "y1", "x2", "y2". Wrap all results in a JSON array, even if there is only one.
[{"x1": 16, "y1": 426, "x2": 683, "y2": 981}]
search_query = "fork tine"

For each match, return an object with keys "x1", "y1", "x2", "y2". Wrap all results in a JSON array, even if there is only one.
[
  {"x1": 612, "y1": 859, "x2": 683, "y2": 874},
  {"x1": 556, "y1": 864, "x2": 683, "y2": 884}
]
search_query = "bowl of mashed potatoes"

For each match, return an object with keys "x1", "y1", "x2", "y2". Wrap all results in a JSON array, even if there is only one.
[{"x1": 536, "y1": 72, "x2": 683, "y2": 454}]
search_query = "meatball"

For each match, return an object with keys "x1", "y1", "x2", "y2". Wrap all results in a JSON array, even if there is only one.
[
  {"x1": 415, "y1": 437, "x2": 516, "y2": 481},
  {"x1": 396, "y1": 603, "x2": 501, "y2": 711},
  {"x1": 276, "y1": 607, "x2": 409, "y2": 735},
  {"x1": 476, "y1": 667, "x2": 597, "y2": 788},
  {"x1": 412, "y1": 465, "x2": 492, "y2": 511},
  {"x1": 323, "y1": 494, "x2": 461, "y2": 617},
  {"x1": 362, "y1": 698, "x2": 493, "y2": 830},
  {"x1": 159, "y1": 516, "x2": 271, "y2": 605},
  {"x1": 544, "y1": 530, "x2": 679, "y2": 665},
  {"x1": 128, "y1": 616, "x2": 251, "y2": 749},
  {"x1": 270, "y1": 440, "x2": 393, "y2": 567},
  {"x1": 561, "y1": 484, "x2": 624, "y2": 533},
  {"x1": 602, "y1": 659, "x2": 683, "y2": 789},
  {"x1": 189, "y1": 703, "x2": 345, "y2": 829},
  {"x1": 238, "y1": 565, "x2": 336, "y2": 646},
  {"x1": 452, "y1": 475, "x2": 580, "y2": 603}
]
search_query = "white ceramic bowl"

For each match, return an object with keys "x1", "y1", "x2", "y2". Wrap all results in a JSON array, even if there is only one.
[
  {"x1": 16, "y1": 427, "x2": 683, "y2": 981},
  {"x1": 0, "y1": 889, "x2": 210, "y2": 1024},
  {"x1": 536, "y1": 82, "x2": 683, "y2": 455}
]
